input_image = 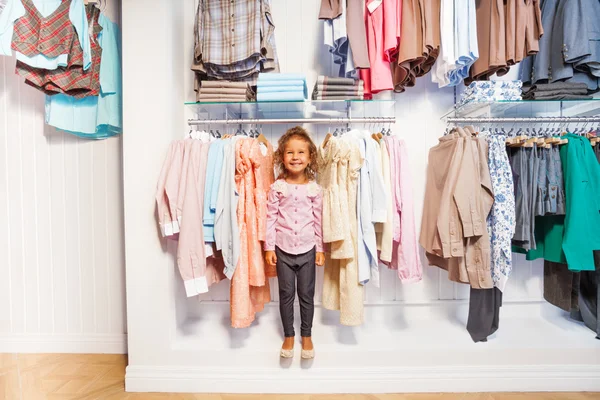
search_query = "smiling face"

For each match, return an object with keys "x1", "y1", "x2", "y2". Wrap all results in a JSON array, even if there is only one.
[{"x1": 283, "y1": 137, "x2": 311, "y2": 179}]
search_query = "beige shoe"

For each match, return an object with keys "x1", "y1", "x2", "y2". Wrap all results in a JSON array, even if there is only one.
[
  {"x1": 301, "y1": 348, "x2": 314, "y2": 359},
  {"x1": 280, "y1": 347, "x2": 294, "y2": 358}
]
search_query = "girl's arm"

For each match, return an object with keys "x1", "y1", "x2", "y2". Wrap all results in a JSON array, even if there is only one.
[
  {"x1": 264, "y1": 186, "x2": 280, "y2": 252},
  {"x1": 312, "y1": 188, "x2": 324, "y2": 253}
]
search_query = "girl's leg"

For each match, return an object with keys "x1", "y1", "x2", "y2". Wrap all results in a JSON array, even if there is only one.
[
  {"x1": 296, "y1": 247, "x2": 316, "y2": 338},
  {"x1": 276, "y1": 247, "x2": 296, "y2": 339}
]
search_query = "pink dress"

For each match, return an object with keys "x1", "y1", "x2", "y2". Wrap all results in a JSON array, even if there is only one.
[
  {"x1": 230, "y1": 138, "x2": 272, "y2": 328},
  {"x1": 249, "y1": 140, "x2": 276, "y2": 278}
]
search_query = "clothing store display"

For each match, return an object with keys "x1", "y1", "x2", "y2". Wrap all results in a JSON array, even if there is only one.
[
  {"x1": 520, "y1": 0, "x2": 600, "y2": 93},
  {"x1": 156, "y1": 128, "x2": 421, "y2": 329},
  {"x1": 191, "y1": 0, "x2": 279, "y2": 84},
  {"x1": 522, "y1": 82, "x2": 591, "y2": 100},
  {"x1": 311, "y1": 76, "x2": 364, "y2": 100},
  {"x1": 459, "y1": 80, "x2": 523, "y2": 106},
  {"x1": 256, "y1": 73, "x2": 307, "y2": 101}
]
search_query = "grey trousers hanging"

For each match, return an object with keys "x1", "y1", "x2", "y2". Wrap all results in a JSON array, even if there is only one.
[{"x1": 467, "y1": 287, "x2": 503, "y2": 343}]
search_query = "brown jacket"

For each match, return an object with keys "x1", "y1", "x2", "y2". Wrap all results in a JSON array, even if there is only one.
[{"x1": 420, "y1": 132, "x2": 494, "y2": 289}]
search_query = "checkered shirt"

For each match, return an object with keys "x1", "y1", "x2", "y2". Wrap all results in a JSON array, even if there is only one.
[
  {"x1": 17, "y1": 5, "x2": 102, "y2": 98},
  {"x1": 11, "y1": 0, "x2": 80, "y2": 62},
  {"x1": 192, "y1": 0, "x2": 279, "y2": 81}
]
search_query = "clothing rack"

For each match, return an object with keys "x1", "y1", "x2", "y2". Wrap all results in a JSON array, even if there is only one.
[
  {"x1": 446, "y1": 116, "x2": 600, "y2": 124},
  {"x1": 187, "y1": 117, "x2": 396, "y2": 126}
]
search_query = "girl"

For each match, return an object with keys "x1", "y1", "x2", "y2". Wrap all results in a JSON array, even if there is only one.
[{"x1": 265, "y1": 126, "x2": 325, "y2": 359}]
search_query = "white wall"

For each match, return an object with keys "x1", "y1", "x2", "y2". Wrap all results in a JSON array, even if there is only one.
[
  {"x1": 0, "y1": 1, "x2": 126, "y2": 354},
  {"x1": 126, "y1": 0, "x2": 598, "y2": 393}
]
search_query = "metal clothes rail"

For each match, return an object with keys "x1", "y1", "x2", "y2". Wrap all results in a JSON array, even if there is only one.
[
  {"x1": 446, "y1": 116, "x2": 600, "y2": 124},
  {"x1": 187, "y1": 117, "x2": 396, "y2": 126}
]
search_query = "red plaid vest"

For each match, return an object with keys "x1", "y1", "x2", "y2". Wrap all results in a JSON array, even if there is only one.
[
  {"x1": 17, "y1": 4, "x2": 102, "y2": 99},
  {"x1": 11, "y1": 0, "x2": 81, "y2": 65}
]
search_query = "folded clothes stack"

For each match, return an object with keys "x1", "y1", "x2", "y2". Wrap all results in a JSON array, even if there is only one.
[
  {"x1": 196, "y1": 81, "x2": 256, "y2": 102},
  {"x1": 522, "y1": 82, "x2": 592, "y2": 100},
  {"x1": 311, "y1": 76, "x2": 365, "y2": 100},
  {"x1": 459, "y1": 80, "x2": 523, "y2": 106},
  {"x1": 256, "y1": 73, "x2": 308, "y2": 101}
]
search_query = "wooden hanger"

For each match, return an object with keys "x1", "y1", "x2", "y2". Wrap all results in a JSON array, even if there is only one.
[
  {"x1": 322, "y1": 132, "x2": 332, "y2": 148},
  {"x1": 256, "y1": 133, "x2": 270, "y2": 146}
]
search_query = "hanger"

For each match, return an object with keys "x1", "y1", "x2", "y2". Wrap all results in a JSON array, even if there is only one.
[{"x1": 256, "y1": 125, "x2": 269, "y2": 146}]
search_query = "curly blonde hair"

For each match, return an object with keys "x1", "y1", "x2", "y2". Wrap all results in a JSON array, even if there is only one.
[{"x1": 274, "y1": 126, "x2": 318, "y2": 181}]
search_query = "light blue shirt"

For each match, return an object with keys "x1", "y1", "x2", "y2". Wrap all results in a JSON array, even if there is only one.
[
  {"x1": 203, "y1": 139, "x2": 226, "y2": 242},
  {"x1": 348, "y1": 130, "x2": 387, "y2": 286},
  {"x1": 0, "y1": 0, "x2": 91, "y2": 70},
  {"x1": 214, "y1": 137, "x2": 240, "y2": 280},
  {"x1": 44, "y1": 14, "x2": 121, "y2": 139}
]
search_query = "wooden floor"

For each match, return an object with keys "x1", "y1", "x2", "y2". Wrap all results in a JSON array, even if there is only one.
[{"x1": 0, "y1": 354, "x2": 598, "y2": 400}]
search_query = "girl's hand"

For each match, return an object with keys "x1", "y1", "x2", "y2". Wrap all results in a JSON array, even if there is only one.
[
  {"x1": 265, "y1": 251, "x2": 277, "y2": 267},
  {"x1": 316, "y1": 252, "x2": 325, "y2": 266}
]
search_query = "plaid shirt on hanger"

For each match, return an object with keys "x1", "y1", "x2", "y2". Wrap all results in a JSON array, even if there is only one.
[
  {"x1": 192, "y1": 0, "x2": 279, "y2": 81},
  {"x1": 17, "y1": 4, "x2": 102, "y2": 98},
  {"x1": 11, "y1": 0, "x2": 80, "y2": 61}
]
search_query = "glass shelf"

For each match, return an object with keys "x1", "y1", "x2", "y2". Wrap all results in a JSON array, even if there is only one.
[
  {"x1": 442, "y1": 99, "x2": 600, "y2": 120},
  {"x1": 184, "y1": 99, "x2": 396, "y2": 121}
]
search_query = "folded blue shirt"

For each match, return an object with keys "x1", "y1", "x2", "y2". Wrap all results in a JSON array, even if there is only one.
[
  {"x1": 257, "y1": 85, "x2": 305, "y2": 93},
  {"x1": 257, "y1": 91, "x2": 306, "y2": 101},
  {"x1": 257, "y1": 73, "x2": 306, "y2": 81}
]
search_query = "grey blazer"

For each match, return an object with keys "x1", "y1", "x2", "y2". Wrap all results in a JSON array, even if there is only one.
[{"x1": 521, "y1": 0, "x2": 600, "y2": 91}]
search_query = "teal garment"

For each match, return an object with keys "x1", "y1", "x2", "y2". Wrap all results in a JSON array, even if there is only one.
[
  {"x1": 44, "y1": 14, "x2": 122, "y2": 139},
  {"x1": 203, "y1": 139, "x2": 226, "y2": 242},
  {"x1": 513, "y1": 215, "x2": 567, "y2": 264},
  {"x1": 560, "y1": 134, "x2": 600, "y2": 271}
]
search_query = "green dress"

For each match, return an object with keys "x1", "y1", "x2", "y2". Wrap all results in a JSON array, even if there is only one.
[{"x1": 559, "y1": 134, "x2": 600, "y2": 271}]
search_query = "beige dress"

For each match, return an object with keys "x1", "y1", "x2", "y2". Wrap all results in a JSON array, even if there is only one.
[{"x1": 322, "y1": 138, "x2": 364, "y2": 326}]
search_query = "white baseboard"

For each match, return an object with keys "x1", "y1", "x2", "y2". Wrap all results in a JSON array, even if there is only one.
[
  {"x1": 125, "y1": 364, "x2": 600, "y2": 393},
  {"x1": 0, "y1": 333, "x2": 127, "y2": 354}
]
